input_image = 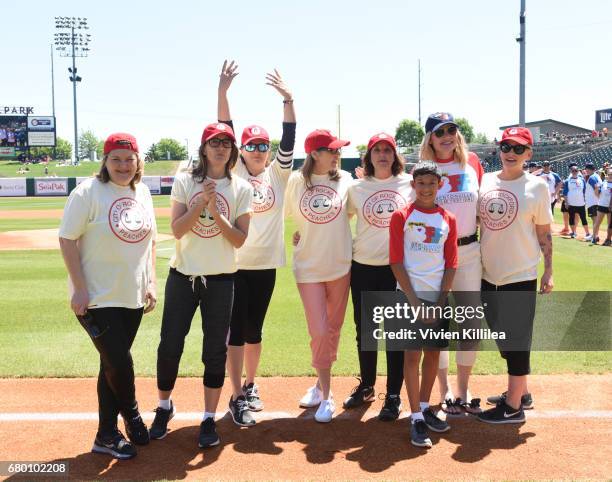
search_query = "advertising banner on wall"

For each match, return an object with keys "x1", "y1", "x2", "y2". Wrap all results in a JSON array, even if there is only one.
[
  {"x1": 0, "y1": 178, "x2": 27, "y2": 196},
  {"x1": 34, "y1": 178, "x2": 69, "y2": 196},
  {"x1": 142, "y1": 176, "x2": 161, "y2": 194}
]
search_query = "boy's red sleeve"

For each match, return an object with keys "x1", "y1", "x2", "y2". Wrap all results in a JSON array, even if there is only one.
[
  {"x1": 389, "y1": 209, "x2": 407, "y2": 264},
  {"x1": 443, "y1": 210, "x2": 458, "y2": 269}
]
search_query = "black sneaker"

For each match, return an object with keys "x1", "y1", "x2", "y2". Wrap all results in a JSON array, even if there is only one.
[
  {"x1": 124, "y1": 414, "x2": 150, "y2": 445},
  {"x1": 243, "y1": 383, "x2": 263, "y2": 412},
  {"x1": 410, "y1": 420, "x2": 432, "y2": 448},
  {"x1": 92, "y1": 430, "x2": 137, "y2": 460},
  {"x1": 229, "y1": 395, "x2": 256, "y2": 427},
  {"x1": 342, "y1": 379, "x2": 375, "y2": 409},
  {"x1": 378, "y1": 394, "x2": 401, "y2": 421},
  {"x1": 198, "y1": 418, "x2": 220, "y2": 448},
  {"x1": 486, "y1": 391, "x2": 533, "y2": 410},
  {"x1": 150, "y1": 402, "x2": 176, "y2": 440},
  {"x1": 423, "y1": 407, "x2": 450, "y2": 432},
  {"x1": 477, "y1": 401, "x2": 525, "y2": 424}
]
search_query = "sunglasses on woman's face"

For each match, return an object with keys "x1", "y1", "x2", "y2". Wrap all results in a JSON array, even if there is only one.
[
  {"x1": 208, "y1": 138, "x2": 233, "y2": 148},
  {"x1": 317, "y1": 147, "x2": 341, "y2": 154},
  {"x1": 243, "y1": 143, "x2": 270, "y2": 153},
  {"x1": 433, "y1": 125, "x2": 458, "y2": 138},
  {"x1": 500, "y1": 143, "x2": 530, "y2": 155}
]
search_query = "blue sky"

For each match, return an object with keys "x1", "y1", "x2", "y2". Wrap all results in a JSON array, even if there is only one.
[{"x1": 3, "y1": 0, "x2": 611, "y2": 157}]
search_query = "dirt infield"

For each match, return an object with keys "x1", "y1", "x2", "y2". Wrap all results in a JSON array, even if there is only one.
[{"x1": 1, "y1": 375, "x2": 610, "y2": 480}]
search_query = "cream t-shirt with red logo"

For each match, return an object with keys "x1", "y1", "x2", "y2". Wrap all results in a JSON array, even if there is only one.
[
  {"x1": 234, "y1": 152, "x2": 292, "y2": 270},
  {"x1": 285, "y1": 170, "x2": 353, "y2": 283},
  {"x1": 479, "y1": 172, "x2": 553, "y2": 286},
  {"x1": 59, "y1": 177, "x2": 156, "y2": 309},
  {"x1": 170, "y1": 171, "x2": 253, "y2": 276},
  {"x1": 348, "y1": 174, "x2": 413, "y2": 266}
]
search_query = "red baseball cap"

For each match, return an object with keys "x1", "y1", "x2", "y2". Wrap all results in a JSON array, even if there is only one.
[
  {"x1": 501, "y1": 127, "x2": 533, "y2": 146},
  {"x1": 104, "y1": 133, "x2": 139, "y2": 155},
  {"x1": 241, "y1": 125, "x2": 270, "y2": 145},
  {"x1": 367, "y1": 132, "x2": 397, "y2": 151},
  {"x1": 201, "y1": 122, "x2": 236, "y2": 144},
  {"x1": 304, "y1": 129, "x2": 350, "y2": 154}
]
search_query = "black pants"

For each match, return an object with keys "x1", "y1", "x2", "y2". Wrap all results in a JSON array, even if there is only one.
[
  {"x1": 351, "y1": 260, "x2": 404, "y2": 395},
  {"x1": 550, "y1": 200, "x2": 556, "y2": 214},
  {"x1": 84, "y1": 307, "x2": 143, "y2": 436},
  {"x1": 568, "y1": 205, "x2": 588, "y2": 227},
  {"x1": 481, "y1": 279, "x2": 537, "y2": 376},
  {"x1": 229, "y1": 269, "x2": 276, "y2": 346},
  {"x1": 157, "y1": 268, "x2": 234, "y2": 390}
]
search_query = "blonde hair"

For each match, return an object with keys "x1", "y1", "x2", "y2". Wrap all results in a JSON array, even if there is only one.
[
  {"x1": 300, "y1": 153, "x2": 340, "y2": 189},
  {"x1": 419, "y1": 130, "x2": 469, "y2": 167},
  {"x1": 96, "y1": 153, "x2": 144, "y2": 190}
]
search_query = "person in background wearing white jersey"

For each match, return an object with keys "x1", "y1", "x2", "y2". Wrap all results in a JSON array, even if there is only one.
[
  {"x1": 151, "y1": 122, "x2": 253, "y2": 448},
  {"x1": 563, "y1": 165, "x2": 590, "y2": 240},
  {"x1": 584, "y1": 162, "x2": 603, "y2": 242},
  {"x1": 591, "y1": 166, "x2": 612, "y2": 245},
  {"x1": 216, "y1": 60, "x2": 297, "y2": 426},
  {"x1": 537, "y1": 161, "x2": 562, "y2": 215},
  {"x1": 478, "y1": 127, "x2": 553, "y2": 424},
  {"x1": 59, "y1": 133, "x2": 157, "y2": 460},
  {"x1": 286, "y1": 129, "x2": 352, "y2": 423},
  {"x1": 343, "y1": 133, "x2": 412, "y2": 421},
  {"x1": 420, "y1": 112, "x2": 484, "y2": 416}
]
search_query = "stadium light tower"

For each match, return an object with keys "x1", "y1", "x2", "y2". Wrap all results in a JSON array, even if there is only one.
[
  {"x1": 516, "y1": 0, "x2": 526, "y2": 126},
  {"x1": 54, "y1": 16, "x2": 91, "y2": 164}
]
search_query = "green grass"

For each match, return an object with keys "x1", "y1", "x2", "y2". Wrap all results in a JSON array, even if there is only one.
[
  {"x1": 0, "y1": 202, "x2": 610, "y2": 377},
  {"x1": 0, "y1": 160, "x2": 182, "y2": 178},
  {"x1": 0, "y1": 195, "x2": 172, "y2": 211}
]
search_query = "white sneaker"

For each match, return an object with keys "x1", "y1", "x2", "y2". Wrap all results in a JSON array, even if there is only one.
[
  {"x1": 299, "y1": 385, "x2": 323, "y2": 408},
  {"x1": 584, "y1": 234, "x2": 593, "y2": 241},
  {"x1": 315, "y1": 398, "x2": 336, "y2": 423}
]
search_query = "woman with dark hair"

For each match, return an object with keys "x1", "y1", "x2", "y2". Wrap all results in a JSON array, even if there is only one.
[
  {"x1": 59, "y1": 133, "x2": 156, "y2": 460},
  {"x1": 285, "y1": 129, "x2": 352, "y2": 423},
  {"x1": 151, "y1": 122, "x2": 253, "y2": 448},
  {"x1": 216, "y1": 61, "x2": 296, "y2": 426},
  {"x1": 419, "y1": 112, "x2": 484, "y2": 415},
  {"x1": 343, "y1": 133, "x2": 412, "y2": 421}
]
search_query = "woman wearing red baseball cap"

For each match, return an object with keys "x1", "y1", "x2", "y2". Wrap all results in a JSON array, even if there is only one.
[
  {"x1": 285, "y1": 128, "x2": 352, "y2": 423},
  {"x1": 152, "y1": 122, "x2": 254, "y2": 448},
  {"x1": 59, "y1": 133, "x2": 156, "y2": 459},
  {"x1": 477, "y1": 126, "x2": 553, "y2": 424},
  {"x1": 343, "y1": 132, "x2": 412, "y2": 420},
  {"x1": 419, "y1": 112, "x2": 484, "y2": 416},
  {"x1": 216, "y1": 60, "x2": 296, "y2": 426}
]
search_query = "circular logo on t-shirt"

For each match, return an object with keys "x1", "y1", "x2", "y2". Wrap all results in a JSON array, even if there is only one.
[
  {"x1": 189, "y1": 191, "x2": 230, "y2": 238},
  {"x1": 479, "y1": 189, "x2": 518, "y2": 231},
  {"x1": 249, "y1": 178, "x2": 275, "y2": 213},
  {"x1": 299, "y1": 185, "x2": 342, "y2": 224},
  {"x1": 363, "y1": 190, "x2": 407, "y2": 228},
  {"x1": 108, "y1": 197, "x2": 152, "y2": 243}
]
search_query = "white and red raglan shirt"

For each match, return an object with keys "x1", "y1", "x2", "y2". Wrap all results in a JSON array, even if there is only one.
[
  {"x1": 389, "y1": 203, "x2": 458, "y2": 302},
  {"x1": 434, "y1": 152, "x2": 483, "y2": 240}
]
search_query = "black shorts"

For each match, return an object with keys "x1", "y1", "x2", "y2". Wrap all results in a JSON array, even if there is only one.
[
  {"x1": 560, "y1": 200, "x2": 568, "y2": 213},
  {"x1": 597, "y1": 205, "x2": 610, "y2": 214},
  {"x1": 588, "y1": 205, "x2": 598, "y2": 218}
]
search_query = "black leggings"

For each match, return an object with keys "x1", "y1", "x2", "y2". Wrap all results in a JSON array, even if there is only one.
[
  {"x1": 157, "y1": 268, "x2": 234, "y2": 390},
  {"x1": 229, "y1": 269, "x2": 276, "y2": 346},
  {"x1": 351, "y1": 260, "x2": 404, "y2": 395},
  {"x1": 481, "y1": 279, "x2": 537, "y2": 376},
  {"x1": 84, "y1": 307, "x2": 143, "y2": 436},
  {"x1": 568, "y1": 205, "x2": 588, "y2": 227}
]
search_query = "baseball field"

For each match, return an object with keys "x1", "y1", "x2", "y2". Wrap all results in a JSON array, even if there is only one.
[{"x1": 0, "y1": 193, "x2": 610, "y2": 480}]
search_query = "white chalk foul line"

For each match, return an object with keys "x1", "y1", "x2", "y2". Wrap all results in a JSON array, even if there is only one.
[{"x1": 1, "y1": 410, "x2": 612, "y2": 422}]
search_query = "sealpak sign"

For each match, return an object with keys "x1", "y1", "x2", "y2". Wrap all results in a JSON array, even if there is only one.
[{"x1": 34, "y1": 178, "x2": 68, "y2": 196}]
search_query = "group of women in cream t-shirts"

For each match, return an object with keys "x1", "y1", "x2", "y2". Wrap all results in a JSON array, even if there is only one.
[{"x1": 60, "y1": 64, "x2": 553, "y2": 457}]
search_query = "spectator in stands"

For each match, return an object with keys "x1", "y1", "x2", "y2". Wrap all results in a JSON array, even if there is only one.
[
  {"x1": 563, "y1": 166, "x2": 590, "y2": 240},
  {"x1": 527, "y1": 162, "x2": 538, "y2": 174},
  {"x1": 537, "y1": 161, "x2": 562, "y2": 214},
  {"x1": 584, "y1": 163, "x2": 602, "y2": 242},
  {"x1": 591, "y1": 167, "x2": 612, "y2": 246}
]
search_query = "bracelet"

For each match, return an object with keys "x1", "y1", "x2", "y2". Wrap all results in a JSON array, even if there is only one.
[{"x1": 283, "y1": 99, "x2": 294, "y2": 104}]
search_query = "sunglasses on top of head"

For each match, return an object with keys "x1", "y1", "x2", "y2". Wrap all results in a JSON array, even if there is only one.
[
  {"x1": 208, "y1": 138, "x2": 233, "y2": 148},
  {"x1": 500, "y1": 143, "x2": 530, "y2": 155},
  {"x1": 243, "y1": 143, "x2": 270, "y2": 152},
  {"x1": 433, "y1": 125, "x2": 458, "y2": 138},
  {"x1": 316, "y1": 147, "x2": 341, "y2": 154}
]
